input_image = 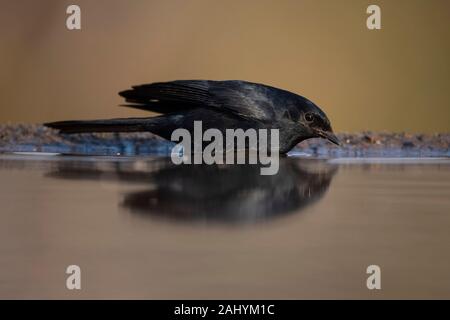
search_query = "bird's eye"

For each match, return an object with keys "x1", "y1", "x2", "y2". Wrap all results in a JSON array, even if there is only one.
[{"x1": 304, "y1": 113, "x2": 314, "y2": 122}]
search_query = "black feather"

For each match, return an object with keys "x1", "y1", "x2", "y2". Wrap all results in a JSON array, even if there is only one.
[
  {"x1": 45, "y1": 118, "x2": 152, "y2": 134},
  {"x1": 118, "y1": 80, "x2": 281, "y2": 122},
  {"x1": 118, "y1": 80, "x2": 211, "y2": 114}
]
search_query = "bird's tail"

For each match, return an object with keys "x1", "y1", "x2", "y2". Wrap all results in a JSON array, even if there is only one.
[{"x1": 44, "y1": 117, "x2": 152, "y2": 134}]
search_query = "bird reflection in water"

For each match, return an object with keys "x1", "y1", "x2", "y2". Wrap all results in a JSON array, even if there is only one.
[{"x1": 46, "y1": 157, "x2": 337, "y2": 225}]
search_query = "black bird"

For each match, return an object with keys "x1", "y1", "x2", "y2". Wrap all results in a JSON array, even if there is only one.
[{"x1": 45, "y1": 80, "x2": 339, "y2": 153}]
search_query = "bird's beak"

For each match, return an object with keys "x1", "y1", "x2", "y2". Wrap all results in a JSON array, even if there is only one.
[{"x1": 317, "y1": 130, "x2": 340, "y2": 146}]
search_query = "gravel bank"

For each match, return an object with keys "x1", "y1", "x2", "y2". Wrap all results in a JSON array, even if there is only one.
[{"x1": 0, "y1": 123, "x2": 448, "y2": 157}]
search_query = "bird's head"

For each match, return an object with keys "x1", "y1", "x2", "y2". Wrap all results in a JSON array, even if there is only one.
[{"x1": 298, "y1": 99, "x2": 340, "y2": 146}]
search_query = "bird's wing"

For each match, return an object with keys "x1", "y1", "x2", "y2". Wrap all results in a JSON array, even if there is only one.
[{"x1": 119, "y1": 80, "x2": 277, "y2": 122}]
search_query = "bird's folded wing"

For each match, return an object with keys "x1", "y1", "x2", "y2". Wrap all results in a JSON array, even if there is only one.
[{"x1": 119, "y1": 80, "x2": 276, "y2": 122}]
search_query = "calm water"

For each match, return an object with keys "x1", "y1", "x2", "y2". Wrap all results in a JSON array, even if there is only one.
[{"x1": 0, "y1": 154, "x2": 449, "y2": 299}]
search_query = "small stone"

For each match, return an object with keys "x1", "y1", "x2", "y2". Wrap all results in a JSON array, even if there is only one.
[
  {"x1": 363, "y1": 135, "x2": 372, "y2": 143},
  {"x1": 402, "y1": 141, "x2": 415, "y2": 148}
]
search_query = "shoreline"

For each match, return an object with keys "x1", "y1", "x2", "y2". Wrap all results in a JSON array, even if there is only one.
[{"x1": 1, "y1": 124, "x2": 449, "y2": 157}]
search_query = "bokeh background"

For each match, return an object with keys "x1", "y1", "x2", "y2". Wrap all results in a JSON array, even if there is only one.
[{"x1": 0, "y1": 0, "x2": 449, "y2": 132}]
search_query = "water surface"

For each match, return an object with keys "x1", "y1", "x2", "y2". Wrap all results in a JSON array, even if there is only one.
[{"x1": 0, "y1": 154, "x2": 449, "y2": 299}]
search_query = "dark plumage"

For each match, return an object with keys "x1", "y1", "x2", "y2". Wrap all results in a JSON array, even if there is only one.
[{"x1": 45, "y1": 80, "x2": 339, "y2": 153}]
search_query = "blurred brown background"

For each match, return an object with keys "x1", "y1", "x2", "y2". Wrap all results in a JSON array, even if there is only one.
[{"x1": 0, "y1": 0, "x2": 449, "y2": 132}]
